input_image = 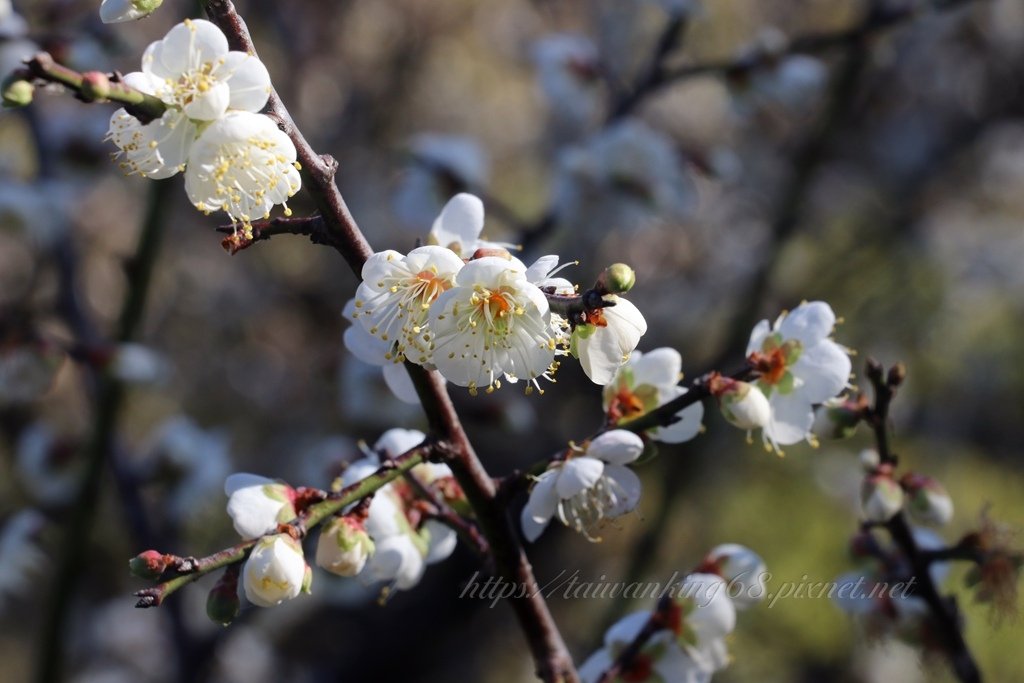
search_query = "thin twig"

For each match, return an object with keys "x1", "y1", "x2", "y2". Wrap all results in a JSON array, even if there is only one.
[{"x1": 864, "y1": 360, "x2": 981, "y2": 683}]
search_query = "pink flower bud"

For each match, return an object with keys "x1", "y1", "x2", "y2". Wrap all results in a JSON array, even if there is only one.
[{"x1": 129, "y1": 550, "x2": 171, "y2": 580}]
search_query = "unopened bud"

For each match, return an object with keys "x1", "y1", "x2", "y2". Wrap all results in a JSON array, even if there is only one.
[
  {"x1": 716, "y1": 380, "x2": 770, "y2": 431},
  {"x1": 887, "y1": 363, "x2": 907, "y2": 388},
  {"x1": 80, "y1": 71, "x2": 111, "y2": 102},
  {"x1": 470, "y1": 247, "x2": 513, "y2": 260},
  {"x1": 596, "y1": 263, "x2": 636, "y2": 294},
  {"x1": 861, "y1": 467, "x2": 903, "y2": 522},
  {"x1": 901, "y1": 473, "x2": 953, "y2": 526},
  {"x1": 129, "y1": 550, "x2": 171, "y2": 580},
  {"x1": 2, "y1": 76, "x2": 33, "y2": 108},
  {"x1": 316, "y1": 515, "x2": 375, "y2": 577},
  {"x1": 812, "y1": 398, "x2": 863, "y2": 440},
  {"x1": 206, "y1": 567, "x2": 241, "y2": 626}
]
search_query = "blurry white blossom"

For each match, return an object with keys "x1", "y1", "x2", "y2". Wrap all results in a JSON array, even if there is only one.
[
  {"x1": 747, "y1": 301, "x2": 851, "y2": 451},
  {"x1": 554, "y1": 121, "x2": 696, "y2": 234},
  {"x1": 16, "y1": 422, "x2": 81, "y2": 505},
  {"x1": 0, "y1": 510, "x2": 46, "y2": 613},
  {"x1": 532, "y1": 34, "x2": 603, "y2": 134}
]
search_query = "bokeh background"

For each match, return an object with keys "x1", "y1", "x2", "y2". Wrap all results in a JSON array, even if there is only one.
[{"x1": 2, "y1": 0, "x2": 1023, "y2": 681}]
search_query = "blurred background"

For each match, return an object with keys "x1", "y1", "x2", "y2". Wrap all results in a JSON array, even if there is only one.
[{"x1": 1, "y1": 0, "x2": 1023, "y2": 681}]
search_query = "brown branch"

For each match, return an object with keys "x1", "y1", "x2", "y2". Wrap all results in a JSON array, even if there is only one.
[
  {"x1": 202, "y1": 3, "x2": 577, "y2": 679},
  {"x1": 864, "y1": 360, "x2": 981, "y2": 683},
  {"x1": 402, "y1": 470, "x2": 491, "y2": 560},
  {"x1": 216, "y1": 215, "x2": 339, "y2": 254}
]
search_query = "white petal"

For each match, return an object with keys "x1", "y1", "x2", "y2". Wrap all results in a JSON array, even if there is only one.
[
  {"x1": 681, "y1": 574, "x2": 736, "y2": 641},
  {"x1": 224, "y1": 472, "x2": 275, "y2": 496},
  {"x1": 524, "y1": 470, "x2": 560, "y2": 525},
  {"x1": 430, "y1": 192, "x2": 484, "y2": 255},
  {"x1": 746, "y1": 319, "x2": 772, "y2": 355},
  {"x1": 424, "y1": 519, "x2": 457, "y2": 564},
  {"x1": 382, "y1": 363, "x2": 421, "y2": 404},
  {"x1": 630, "y1": 347, "x2": 682, "y2": 389},
  {"x1": 576, "y1": 649, "x2": 614, "y2": 683},
  {"x1": 791, "y1": 339, "x2": 851, "y2": 404},
  {"x1": 587, "y1": 429, "x2": 644, "y2": 465},
  {"x1": 182, "y1": 80, "x2": 230, "y2": 121},
  {"x1": 555, "y1": 456, "x2": 605, "y2": 499},
  {"x1": 520, "y1": 504, "x2": 550, "y2": 543},
  {"x1": 343, "y1": 325, "x2": 389, "y2": 366},
  {"x1": 525, "y1": 255, "x2": 560, "y2": 283},
  {"x1": 603, "y1": 464, "x2": 642, "y2": 516},
  {"x1": 776, "y1": 301, "x2": 836, "y2": 346},
  {"x1": 604, "y1": 611, "x2": 653, "y2": 647},
  {"x1": 222, "y1": 51, "x2": 272, "y2": 113},
  {"x1": 764, "y1": 391, "x2": 815, "y2": 446},
  {"x1": 373, "y1": 428, "x2": 426, "y2": 459},
  {"x1": 653, "y1": 387, "x2": 704, "y2": 444}
]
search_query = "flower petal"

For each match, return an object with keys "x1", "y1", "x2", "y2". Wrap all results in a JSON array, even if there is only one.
[
  {"x1": 776, "y1": 301, "x2": 836, "y2": 346},
  {"x1": 587, "y1": 429, "x2": 644, "y2": 465},
  {"x1": 430, "y1": 192, "x2": 484, "y2": 255},
  {"x1": 630, "y1": 347, "x2": 681, "y2": 389},
  {"x1": 555, "y1": 456, "x2": 604, "y2": 499},
  {"x1": 603, "y1": 464, "x2": 642, "y2": 516},
  {"x1": 764, "y1": 391, "x2": 815, "y2": 446},
  {"x1": 222, "y1": 51, "x2": 272, "y2": 113}
]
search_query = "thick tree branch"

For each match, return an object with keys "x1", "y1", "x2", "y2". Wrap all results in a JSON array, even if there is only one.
[{"x1": 203, "y1": 3, "x2": 577, "y2": 679}]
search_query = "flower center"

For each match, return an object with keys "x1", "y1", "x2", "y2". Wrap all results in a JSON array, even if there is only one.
[
  {"x1": 608, "y1": 386, "x2": 646, "y2": 422},
  {"x1": 584, "y1": 309, "x2": 608, "y2": 327},
  {"x1": 556, "y1": 473, "x2": 629, "y2": 541}
]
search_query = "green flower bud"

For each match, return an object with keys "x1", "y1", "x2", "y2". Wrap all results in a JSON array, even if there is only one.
[
  {"x1": 597, "y1": 263, "x2": 636, "y2": 294},
  {"x1": 2, "y1": 77, "x2": 34, "y2": 108}
]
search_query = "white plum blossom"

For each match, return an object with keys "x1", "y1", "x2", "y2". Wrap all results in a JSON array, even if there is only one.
[
  {"x1": 902, "y1": 474, "x2": 954, "y2": 527},
  {"x1": 99, "y1": 0, "x2": 162, "y2": 24},
  {"x1": 430, "y1": 256, "x2": 561, "y2": 394},
  {"x1": 347, "y1": 245, "x2": 465, "y2": 366},
  {"x1": 107, "y1": 18, "x2": 273, "y2": 180},
  {"x1": 224, "y1": 473, "x2": 297, "y2": 540},
  {"x1": 702, "y1": 544, "x2": 768, "y2": 610},
  {"x1": 747, "y1": 301, "x2": 851, "y2": 451},
  {"x1": 571, "y1": 295, "x2": 648, "y2": 385},
  {"x1": 522, "y1": 430, "x2": 644, "y2": 541},
  {"x1": 672, "y1": 573, "x2": 736, "y2": 675},
  {"x1": 860, "y1": 469, "x2": 904, "y2": 523},
  {"x1": 242, "y1": 534, "x2": 310, "y2": 607},
  {"x1": 184, "y1": 111, "x2": 301, "y2": 226},
  {"x1": 393, "y1": 134, "x2": 488, "y2": 230},
  {"x1": 603, "y1": 348, "x2": 704, "y2": 444},
  {"x1": 577, "y1": 611, "x2": 706, "y2": 683},
  {"x1": 128, "y1": 19, "x2": 271, "y2": 122},
  {"x1": 711, "y1": 378, "x2": 771, "y2": 436}
]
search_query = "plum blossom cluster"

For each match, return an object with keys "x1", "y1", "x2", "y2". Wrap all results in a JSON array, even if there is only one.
[
  {"x1": 345, "y1": 193, "x2": 648, "y2": 397},
  {"x1": 105, "y1": 19, "x2": 300, "y2": 230},
  {"x1": 578, "y1": 544, "x2": 767, "y2": 683},
  {"x1": 218, "y1": 429, "x2": 463, "y2": 610}
]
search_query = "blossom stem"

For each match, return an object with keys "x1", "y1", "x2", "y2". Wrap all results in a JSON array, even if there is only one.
[
  {"x1": 402, "y1": 470, "x2": 491, "y2": 559},
  {"x1": 865, "y1": 360, "x2": 981, "y2": 683},
  {"x1": 19, "y1": 52, "x2": 167, "y2": 122}
]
